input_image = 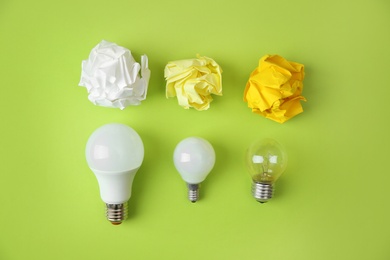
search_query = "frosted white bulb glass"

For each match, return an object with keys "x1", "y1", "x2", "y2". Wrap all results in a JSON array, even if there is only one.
[
  {"x1": 85, "y1": 123, "x2": 144, "y2": 224},
  {"x1": 245, "y1": 138, "x2": 287, "y2": 203},
  {"x1": 173, "y1": 137, "x2": 215, "y2": 202}
]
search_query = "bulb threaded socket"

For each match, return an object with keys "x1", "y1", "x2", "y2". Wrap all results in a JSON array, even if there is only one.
[
  {"x1": 252, "y1": 182, "x2": 273, "y2": 203},
  {"x1": 187, "y1": 183, "x2": 200, "y2": 203},
  {"x1": 106, "y1": 203, "x2": 128, "y2": 225}
]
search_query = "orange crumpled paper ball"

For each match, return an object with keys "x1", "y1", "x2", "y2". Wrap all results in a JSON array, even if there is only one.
[{"x1": 243, "y1": 55, "x2": 306, "y2": 123}]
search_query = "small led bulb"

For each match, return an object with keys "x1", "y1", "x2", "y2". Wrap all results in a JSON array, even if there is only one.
[{"x1": 173, "y1": 137, "x2": 215, "y2": 202}]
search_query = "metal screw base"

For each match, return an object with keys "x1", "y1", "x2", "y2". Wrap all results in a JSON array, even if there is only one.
[
  {"x1": 187, "y1": 183, "x2": 199, "y2": 203},
  {"x1": 106, "y1": 203, "x2": 128, "y2": 225},
  {"x1": 252, "y1": 182, "x2": 273, "y2": 203}
]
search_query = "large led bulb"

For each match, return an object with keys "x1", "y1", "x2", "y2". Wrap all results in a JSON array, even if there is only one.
[
  {"x1": 85, "y1": 123, "x2": 144, "y2": 224},
  {"x1": 245, "y1": 138, "x2": 287, "y2": 203},
  {"x1": 173, "y1": 137, "x2": 215, "y2": 202}
]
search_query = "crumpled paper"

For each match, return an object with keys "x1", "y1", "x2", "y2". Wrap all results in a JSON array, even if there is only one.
[
  {"x1": 243, "y1": 55, "x2": 306, "y2": 123},
  {"x1": 164, "y1": 55, "x2": 222, "y2": 111},
  {"x1": 79, "y1": 40, "x2": 151, "y2": 110}
]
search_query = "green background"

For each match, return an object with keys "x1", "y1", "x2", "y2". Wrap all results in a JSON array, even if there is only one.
[{"x1": 1, "y1": 0, "x2": 389, "y2": 259}]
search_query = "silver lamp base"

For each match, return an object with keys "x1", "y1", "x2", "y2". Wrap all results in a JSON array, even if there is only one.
[
  {"x1": 252, "y1": 182, "x2": 273, "y2": 203},
  {"x1": 106, "y1": 203, "x2": 128, "y2": 225},
  {"x1": 187, "y1": 183, "x2": 200, "y2": 203}
]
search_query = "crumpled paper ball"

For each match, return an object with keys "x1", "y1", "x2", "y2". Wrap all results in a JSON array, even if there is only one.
[
  {"x1": 164, "y1": 55, "x2": 222, "y2": 111},
  {"x1": 79, "y1": 40, "x2": 151, "y2": 110},
  {"x1": 243, "y1": 54, "x2": 306, "y2": 123}
]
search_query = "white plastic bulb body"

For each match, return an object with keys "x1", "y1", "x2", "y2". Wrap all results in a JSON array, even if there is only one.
[
  {"x1": 245, "y1": 138, "x2": 287, "y2": 203},
  {"x1": 173, "y1": 137, "x2": 215, "y2": 202},
  {"x1": 85, "y1": 123, "x2": 144, "y2": 224}
]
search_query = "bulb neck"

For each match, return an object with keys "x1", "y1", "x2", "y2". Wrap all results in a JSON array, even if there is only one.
[
  {"x1": 106, "y1": 203, "x2": 128, "y2": 225},
  {"x1": 252, "y1": 182, "x2": 273, "y2": 203},
  {"x1": 187, "y1": 183, "x2": 200, "y2": 203}
]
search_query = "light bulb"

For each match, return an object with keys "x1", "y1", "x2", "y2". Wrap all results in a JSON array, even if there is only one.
[
  {"x1": 245, "y1": 138, "x2": 287, "y2": 203},
  {"x1": 85, "y1": 123, "x2": 144, "y2": 225},
  {"x1": 173, "y1": 137, "x2": 215, "y2": 202}
]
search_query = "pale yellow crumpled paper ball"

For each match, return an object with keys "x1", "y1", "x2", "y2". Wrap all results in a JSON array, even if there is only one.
[
  {"x1": 243, "y1": 55, "x2": 306, "y2": 123},
  {"x1": 164, "y1": 55, "x2": 222, "y2": 111}
]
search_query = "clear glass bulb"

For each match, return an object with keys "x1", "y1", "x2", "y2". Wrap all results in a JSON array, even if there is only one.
[
  {"x1": 245, "y1": 138, "x2": 287, "y2": 203},
  {"x1": 85, "y1": 123, "x2": 144, "y2": 224},
  {"x1": 173, "y1": 137, "x2": 215, "y2": 202}
]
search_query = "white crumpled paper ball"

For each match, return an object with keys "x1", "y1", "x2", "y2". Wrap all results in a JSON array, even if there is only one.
[{"x1": 79, "y1": 40, "x2": 151, "y2": 110}]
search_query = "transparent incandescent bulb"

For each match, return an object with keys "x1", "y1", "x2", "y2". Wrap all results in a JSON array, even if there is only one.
[
  {"x1": 245, "y1": 138, "x2": 287, "y2": 203},
  {"x1": 85, "y1": 123, "x2": 144, "y2": 225},
  {"x1": 173, "y1": 137, "x2": 215, "y2": 203}
]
